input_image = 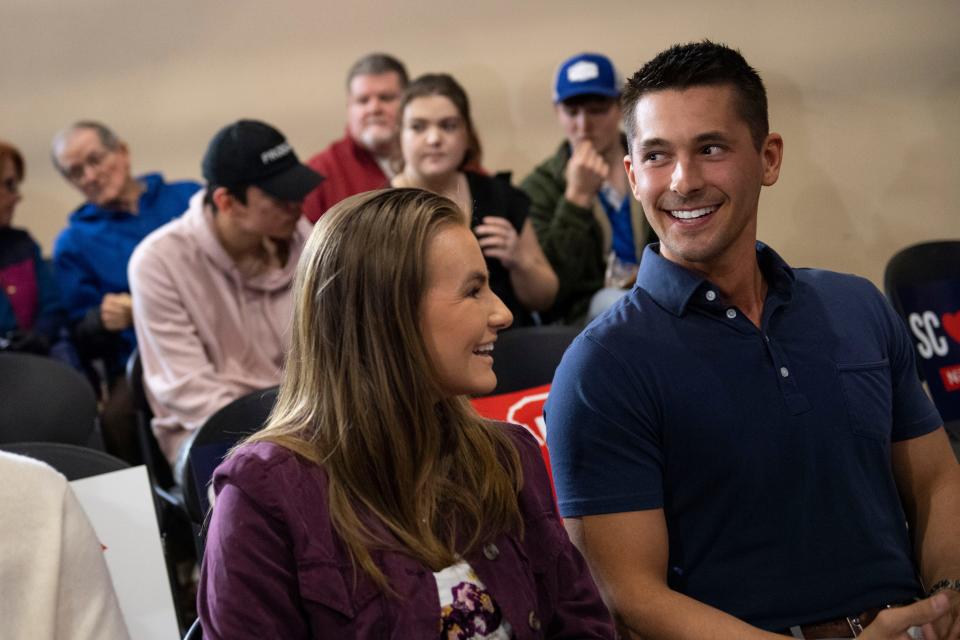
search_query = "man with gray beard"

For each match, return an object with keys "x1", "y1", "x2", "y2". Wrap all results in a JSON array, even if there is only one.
[{"x1": 302, "y1": 53, "x2": 408, "y2": 222}]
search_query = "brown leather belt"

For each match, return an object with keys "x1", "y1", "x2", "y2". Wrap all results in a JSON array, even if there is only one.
[{"x1": 778, "y1": 606, "x2": 884, "y2": 638}]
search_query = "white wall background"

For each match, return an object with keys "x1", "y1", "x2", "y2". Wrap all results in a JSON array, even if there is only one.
[{"x1": 2, "y1": 0, "x2": 957, "y2": 285}]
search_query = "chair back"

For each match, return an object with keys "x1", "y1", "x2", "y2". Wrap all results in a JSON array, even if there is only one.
[
  {"x1": 126, "y1": 349, "x2": 178, "y2": 491},
  {"x1": 883, "y1": 240, "x2": 960, "y2": 425},
  {"x1": 0, "y1": 353, "x2": 98, "y2": 446},
  {"x1": 487, "y1": 325, "x2": 581, "y2": 396},
  {"x1": 183, "y1": 386, "x2": 279, "y2": 524},
  {"x1": 1, "y1": 441, "x2": 128, "y2": 480}
]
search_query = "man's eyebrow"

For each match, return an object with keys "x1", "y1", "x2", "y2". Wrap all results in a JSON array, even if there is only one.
[
  {"x1": 639, "y1": 131, "x2": 731, "y2": 151},
  {"x1": 693, "y1": 131, "x2": 730, "y2": 144},
  {"x1": 638, "y1": 137, "x2": 669, "y2": 151}
]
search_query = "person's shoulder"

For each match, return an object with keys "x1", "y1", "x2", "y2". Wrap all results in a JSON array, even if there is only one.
[
  {"x1": 470, "y1": 170, "x2": 527, "y2": 202},
  {"x1": 0, "y1": 451, "x2": 68, "y2": 500},
  {"x1": 491, "y1": 422, "x2": 554, "y2": 503},
  {"x1": 307, "y1": 134, "x2": 354, "y2": 170},
  {"x1": 165, "y1": 179, "x2": 202, "y2": 197},
  {"x1": 794, "y1": 267, "x2": 883, "y2": 304},
  {"x1": 63, "y1": 200, "x2": 104, "y2": 226},
  {"x1": 0, "y1": 228, "x2": 40, "y2": 267},
  {"x1": 0, "y1": 226, "x2": 35, "y2": 247},
  {"x1": 221, "y1": 439, "x2": 298, "y2": 470},
  {"x1": 128, "y1": 213, "x2": 203, "y2": 292},
  {"x1": 53, "y1": 205, "x2": 107, "y2": 260},
  {"x1": 52, "y1": 223, "x2": 80, "y2": 259},
  {"x1": 586, "y1": 288, "x2": 661, "y2": 343},
  {"x1": 495, "y1": 421, "x2": 540, "y2": 454},
  {"x1": 551, "y1": 292, "x2": 663, "y2": 381},
  {"x1": 142, "y1": 172, "x2": 200, "y2": 192},
  {"x1": 128, "y1": 213, "x2": 187, "y2": 272},
  {"x1": 216, "y1": 440, "x2": 327, "y2": 501}
]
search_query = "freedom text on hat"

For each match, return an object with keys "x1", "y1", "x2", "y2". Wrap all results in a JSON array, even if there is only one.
[{"x1": 261, "y1": 142, "x2": 292, "y2": 165}]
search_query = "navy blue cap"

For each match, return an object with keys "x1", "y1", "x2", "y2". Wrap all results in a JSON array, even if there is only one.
[{"x1": 553, "y1": 53, "x2": 621, "y2": 103}]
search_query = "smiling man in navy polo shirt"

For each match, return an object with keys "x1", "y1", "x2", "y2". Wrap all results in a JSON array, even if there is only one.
[{"x1": 547, "y1": 41, "x2": 960, "y2": 639}]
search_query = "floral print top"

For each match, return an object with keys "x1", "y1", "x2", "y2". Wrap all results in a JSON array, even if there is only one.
[{"x1": 435, "y1": 560, "x2": 514, "y2": 640}]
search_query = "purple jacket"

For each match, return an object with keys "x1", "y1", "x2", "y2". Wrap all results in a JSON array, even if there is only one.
[{"x1": 198, "y1": 422, "x2": 615, "y2": 639}]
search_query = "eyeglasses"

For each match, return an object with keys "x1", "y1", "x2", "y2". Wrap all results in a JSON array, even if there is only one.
[
  {"x1": 62, "y1": 148, "x2": 112, "y2": 183},
  {"x1": 1, "y1": 177, "x2": 19, "y2": 195}
]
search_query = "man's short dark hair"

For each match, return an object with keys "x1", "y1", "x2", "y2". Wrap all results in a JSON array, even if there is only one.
[
  {"x1": 622, "y1": 41, "x2": 768, "y2": 152},
  {"x1": 203, "y1": 184, "x2": 248, "y2": 212},
  {"x1": 345, "y1": 53, "x2": 408, "y2": 90}
]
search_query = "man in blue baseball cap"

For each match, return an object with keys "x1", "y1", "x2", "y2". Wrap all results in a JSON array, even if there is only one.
[{"x1": 521, "y1": 53, "x2": 657, "y2": 325}]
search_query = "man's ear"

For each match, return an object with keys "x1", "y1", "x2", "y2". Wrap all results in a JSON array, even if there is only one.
[
  {"x1": 761, "y1": 133, "x2": 783, "y2": 187},
  {"x1": 115, "y1": 141, "x2": 133, "y2": 170},
  {"x1": 211, "y1": 187, "x2": 235, "y2": 214},
  {"x1": 624, "y1": 153, "x2": 641, "y2": 200}
]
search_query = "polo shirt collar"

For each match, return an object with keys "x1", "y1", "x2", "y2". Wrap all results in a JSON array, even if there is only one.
[{"x1": 635, "y1": 241, "x2": 796, "y2": 316}]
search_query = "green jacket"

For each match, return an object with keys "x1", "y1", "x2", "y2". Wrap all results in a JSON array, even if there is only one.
[{"x1": 520, "y1": 140, "x2": 654, "y2": 324}]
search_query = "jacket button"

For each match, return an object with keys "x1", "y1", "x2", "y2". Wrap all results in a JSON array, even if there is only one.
[
  {"x1": 482, "y1": 543, "x2": 499, "y2": 560},
  {"x1": 528, "y1": 610, "x2": 541, "y2": 631}
]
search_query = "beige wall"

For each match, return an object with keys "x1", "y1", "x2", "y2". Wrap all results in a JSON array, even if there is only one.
[{"x1": 3, "y1": 0, "x2": 957, "y2": 286}]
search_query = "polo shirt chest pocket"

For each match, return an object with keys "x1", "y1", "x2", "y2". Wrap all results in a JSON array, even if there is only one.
[{"x1": 836, "y1": 359, "x2": 893, "y2": 441}]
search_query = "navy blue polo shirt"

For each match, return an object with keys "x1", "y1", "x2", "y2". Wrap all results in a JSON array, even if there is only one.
[{"x1": 546, "y1": 242, "x2": 942, "y2": 631}]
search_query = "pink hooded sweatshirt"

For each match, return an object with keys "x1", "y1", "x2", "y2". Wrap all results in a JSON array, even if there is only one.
[{"x1": 129, "y1": 191, "x2": 311, "y2": 461}]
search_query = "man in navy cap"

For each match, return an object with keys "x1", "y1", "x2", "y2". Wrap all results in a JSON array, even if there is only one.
[
  {"x1": 129, "y1": 120, "x2": 322, "y2": 469},
  {"x1": 521, "y1": 53, "x2": 656, "y2": 325}
]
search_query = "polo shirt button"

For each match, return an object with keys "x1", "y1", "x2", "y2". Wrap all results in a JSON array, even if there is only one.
[
  {"x1": 528, "y1": 610, "x2": 542, "y2": 631},
  {"x1": 6, "y1": 285, "x2": 15, "y2": 295},
  {"x1": 725, "y1": 308, "x2": 737, "y2": 319},
  {"x1": 780, "y1": 366, "x2": 790, "y2": 378},
  {"x1": 705, "y1": 290, "x2": 717, "y2": 301},
  {"x1": 482, "y1": 543, "x2": 499, "y2": 560}
]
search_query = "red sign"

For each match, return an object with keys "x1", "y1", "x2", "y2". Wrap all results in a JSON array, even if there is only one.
[
  {"x1": 944, "y1": 311, "x2": 960, "y2": 345},
  {"x1": 471, "y1": 384, "x2": 553, "y2": 488},
  {"x1": 940, "y1": 365, "x2": 960, "y2": 392}
]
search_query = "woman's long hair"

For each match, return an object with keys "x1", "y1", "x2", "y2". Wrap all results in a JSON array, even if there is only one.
[
  {"x1": 244, "y1": 188, "x2": 522, "y2": 589},
  {"x1": 398, "y1": 73, "x2": 483, "y2": 170}
]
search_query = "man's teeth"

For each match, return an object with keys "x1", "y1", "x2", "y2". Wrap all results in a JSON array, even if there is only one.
[
  {"x1": 670, "y1": 206, "x2": 716, "y2": 219},
  {"x1": 474, "y1": 344, "x2": 494, "y2": 355}
]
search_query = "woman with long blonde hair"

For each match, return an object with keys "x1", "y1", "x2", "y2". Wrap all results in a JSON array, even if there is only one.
[{"x1": 198, "y1": 188, "x2": 613, "y2": 638}]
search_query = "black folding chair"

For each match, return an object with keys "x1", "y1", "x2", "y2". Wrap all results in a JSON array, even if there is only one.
[
  {"x1": 183, "y1": 387, "x2": 278, "y2": 537},
  {"x1": 0, "y1": 441, "x2": 128, "y2": 480},
  {"x1": 884, "y1": 240, "x2": 960, "y2": 329},
  {"x1": 125, "y1": 348, "x2": 197, "y2": 632},
  {"x1": 485, "y1": 325, "x2": 581, "y2": 396},
  {"x1": 884, "y1": 240, "x2": 960, "y2": 459},
  {"x1": 126, "y1": 349, "x2": 182, "y2": 498},
  {"x1": 0, "y1": 352, "x2": 101, "y2": 448}
]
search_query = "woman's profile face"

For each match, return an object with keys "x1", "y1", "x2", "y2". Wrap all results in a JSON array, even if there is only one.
[
  {"x1": 419, "y1": 224, "x2": 512, "y2": 397},
  {"x1": 401, "y1": 95, "x2": 469, "y2": 182},
  {"x1": 0, "y1": 156, "x2": 22, "y2": 228}
]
